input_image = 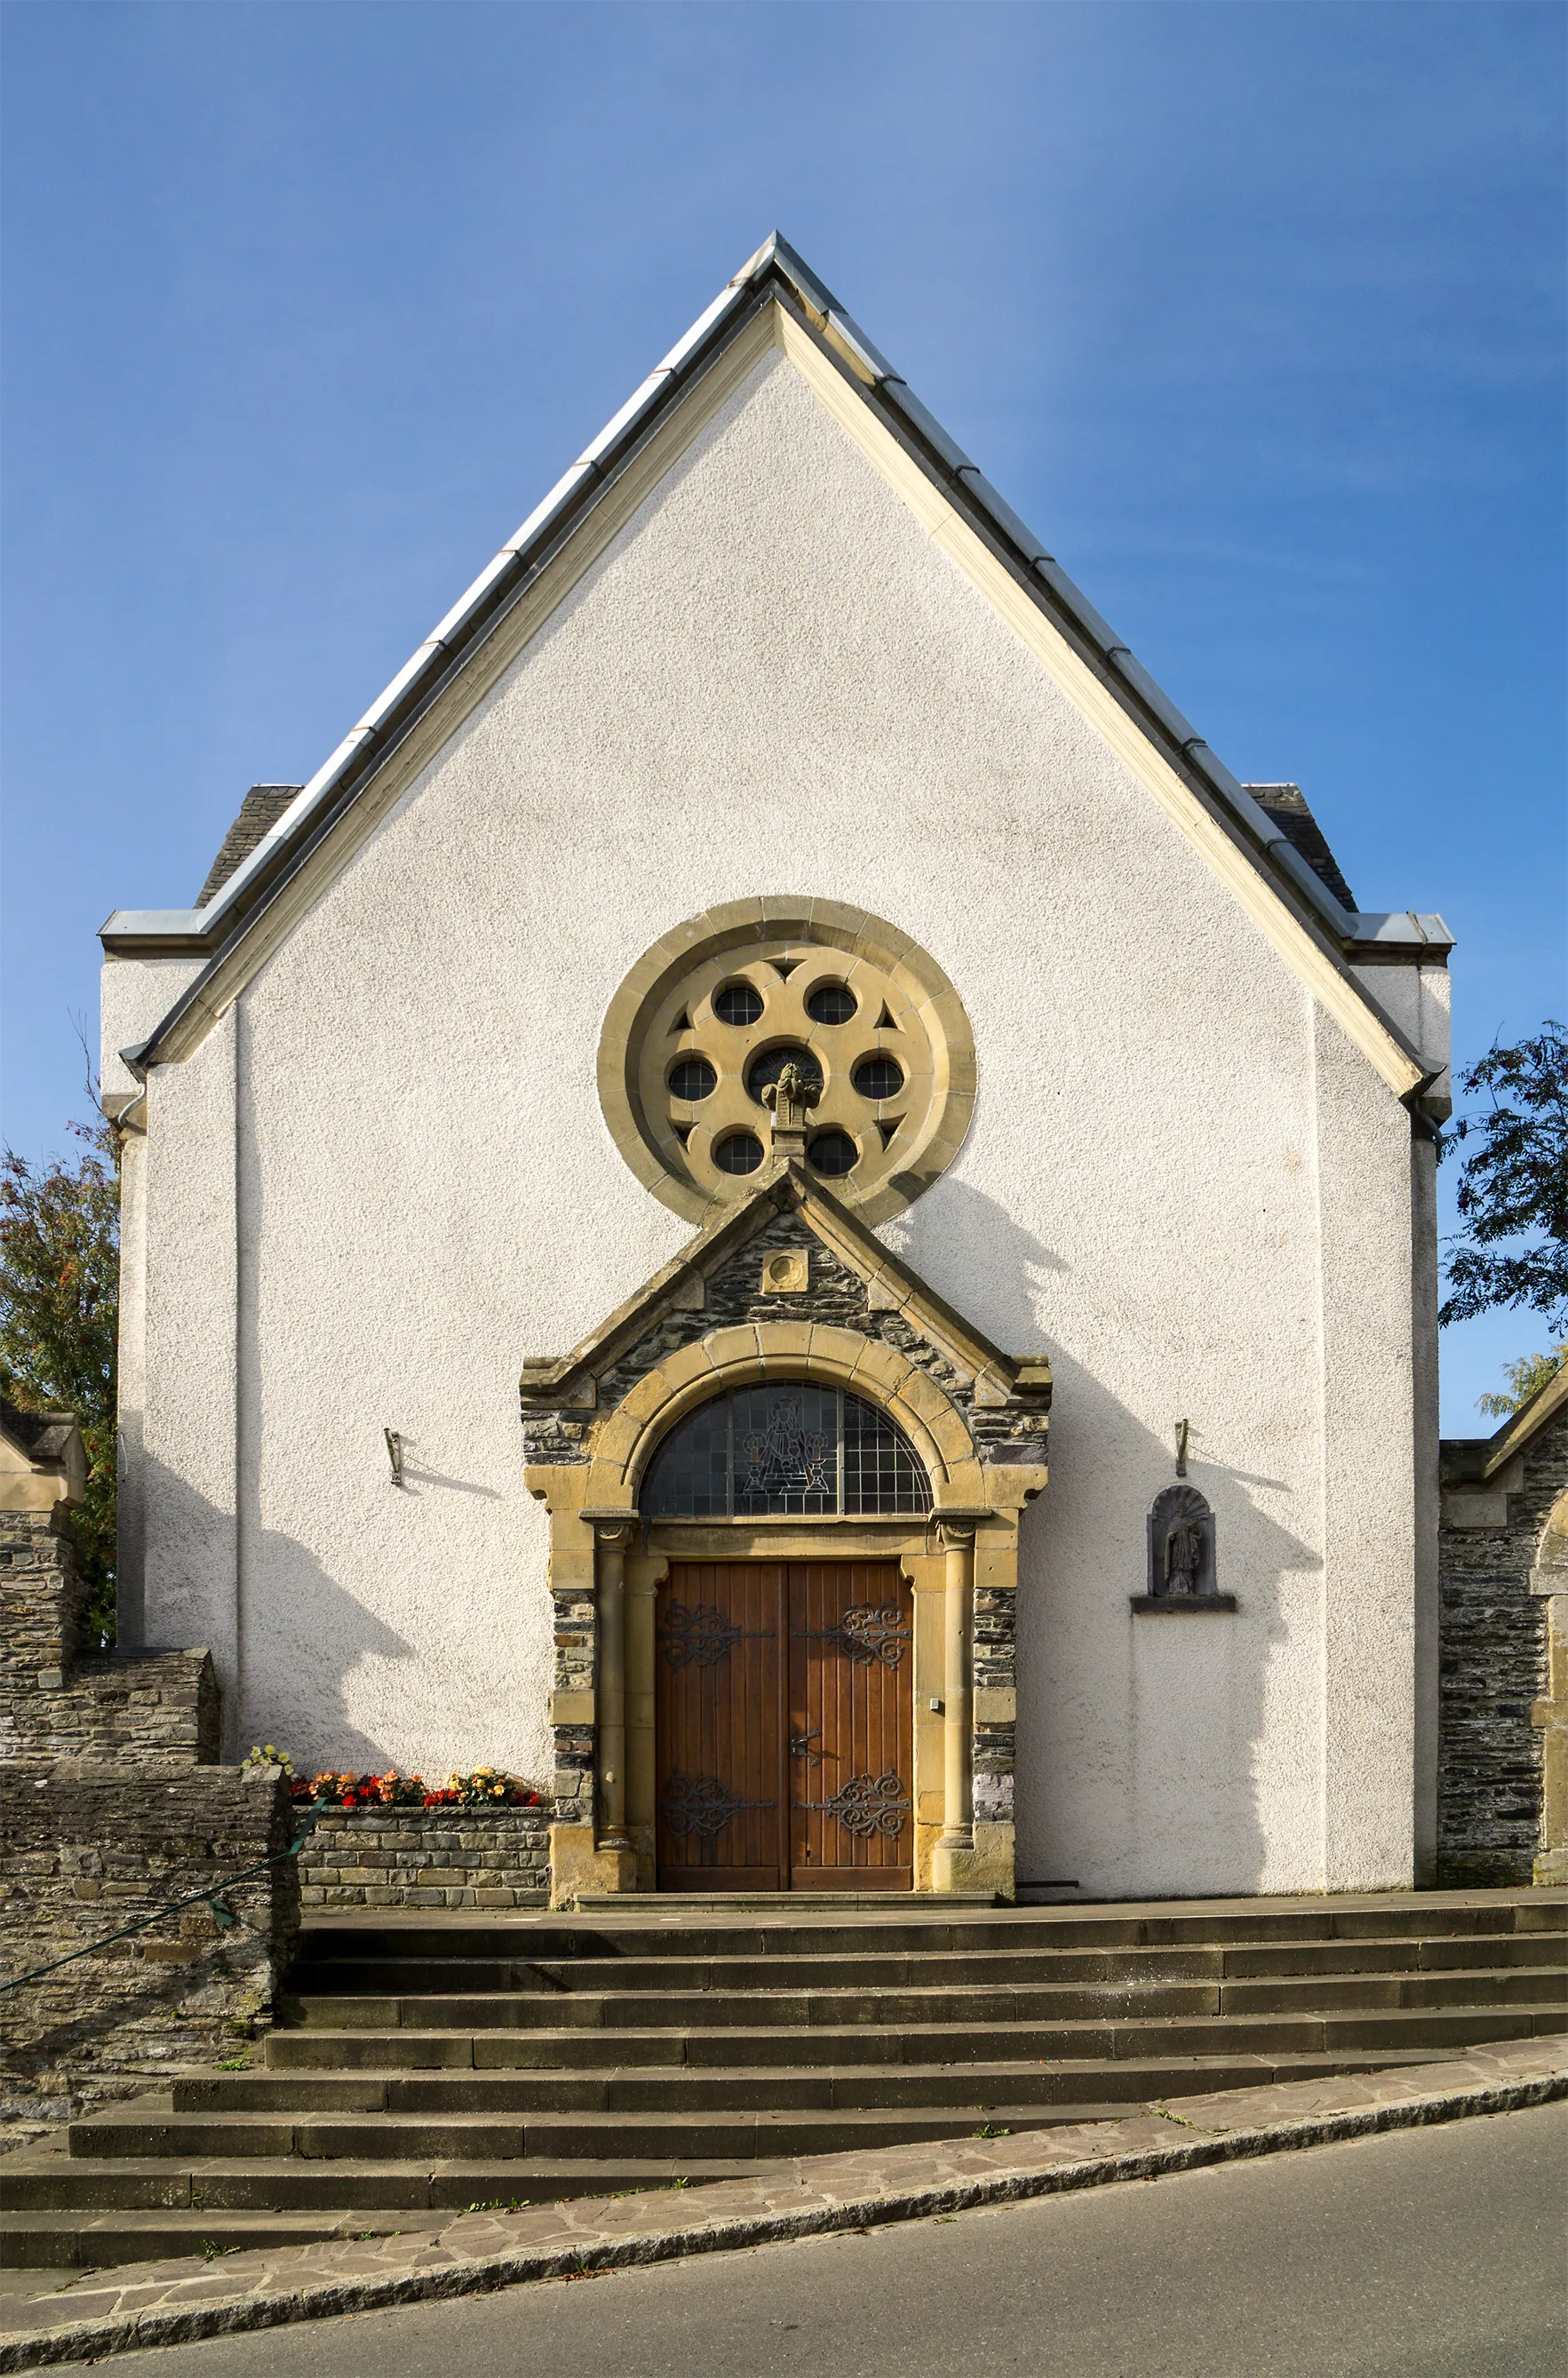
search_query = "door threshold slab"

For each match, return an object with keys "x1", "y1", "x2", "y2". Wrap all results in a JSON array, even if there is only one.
[{"x1": 570, "y1": 1891, "x2": 1000, "y2": 1910}]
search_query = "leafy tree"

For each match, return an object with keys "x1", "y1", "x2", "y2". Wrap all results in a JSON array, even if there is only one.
[
  {"x1": 0, "y1": 1119, "x2": 119, "y2": 1643},
  {"x1": 1476, "y1": 1343, "x2": 1568, "y2": 1420},
  {"x1": 1440, "y1": 1021, "x2": 1568, "y2": 1339}
]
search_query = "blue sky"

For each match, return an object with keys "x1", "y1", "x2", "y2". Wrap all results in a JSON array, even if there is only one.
[{"x1": 2, "y1": 0, "x2": 1563, "y2": 1430}]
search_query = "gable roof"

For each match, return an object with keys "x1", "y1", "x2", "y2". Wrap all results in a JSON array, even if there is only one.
[
  {"x1": 104, "y1": 235, "x2": 1451, "y2": 1104},
  {"x1": 518, "y1": 1159, "x2": 1052, "y2": 1421},
  {"x1": 1440, "y1": 1362, "x2": 1568, "y2": 1484},
  {"x1": 196, "y1": 785, "x2": 301, "y2": 905},
  {"x1": 1245, "y1": 784, "x2": 1357, "y2": 914}
]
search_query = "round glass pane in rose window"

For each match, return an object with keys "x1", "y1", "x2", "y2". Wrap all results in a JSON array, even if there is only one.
[
  {"x1": 808, "y1": 1130, "x2": 858, "y2": 1177},
  {"x1": 668, "y1": 1057, "x2": 718, "y2": 1102},
  {"x1": 806, "y1": 982, "x2": 857, "y2": 1025},
  {"x1": 853, "y1": 1056, "x2": 904, "y2": 1102},
  {"x1": 713, "y1": 982, "x2": 764, "y2": 1026},
  {"x1": 714, "y1": 1131, "x2": 764, "y2": 1175}
]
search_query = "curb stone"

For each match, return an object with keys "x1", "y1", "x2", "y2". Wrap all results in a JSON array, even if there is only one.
[{"x1": 2, "y1": 2040, "x2": 1564, "y2": 2369}]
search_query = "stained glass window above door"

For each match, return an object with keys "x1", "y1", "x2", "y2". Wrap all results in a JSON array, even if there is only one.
[{"x1": 641, "y1": 1385, "x2": 933, "y2": 1517}]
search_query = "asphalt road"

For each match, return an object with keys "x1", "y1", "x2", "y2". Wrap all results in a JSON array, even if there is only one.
[{"x1": 117, "y1": 2104, "x2": 1567, "y2": 2378}]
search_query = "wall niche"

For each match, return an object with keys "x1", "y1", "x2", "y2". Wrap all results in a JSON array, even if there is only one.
[{"x1": 1134, "y1": 1484, "x2": 1234, "y2": 1613}]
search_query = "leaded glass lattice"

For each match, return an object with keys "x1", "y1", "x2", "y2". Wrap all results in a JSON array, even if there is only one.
[
  {"x1": 842, "y1": 1394, "x2": 932, "y2": 1514},
  {"x1": 641, "y1": 1386, "x2": 933, "y2": 1518}
]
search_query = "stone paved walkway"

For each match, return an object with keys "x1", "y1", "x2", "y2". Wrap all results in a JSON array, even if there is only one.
[{"x1": 3, "y1": 2036, "x2": 1564, "y2": 2371}]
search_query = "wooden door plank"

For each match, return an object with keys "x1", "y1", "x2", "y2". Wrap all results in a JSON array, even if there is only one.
[
  {"x1": 655, "y1": 1560, "x2": 782, "y2": 1891},
  {"x1": 788, "y1": 1559, "x2": 912, "y2": 1892}
]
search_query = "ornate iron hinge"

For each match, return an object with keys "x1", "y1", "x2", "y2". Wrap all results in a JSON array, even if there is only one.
[
  {"x1": 657, "y1": 1772, "x2": 776, "y2": 1840},
  {"x1": 797, "y1": 1770, "x2": 911, "y2": 1839},
  {"x1": 657, "y1": 1604, "x2": 775, "y2": 1669},
  {"x1": 792, "y1": 1605, "x2": 911, "y2": 1667}
]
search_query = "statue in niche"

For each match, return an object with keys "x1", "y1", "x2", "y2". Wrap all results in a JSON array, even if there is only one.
[{"x1": 1147, "y1": 1483, "x2": 1216, "y2": 1599}]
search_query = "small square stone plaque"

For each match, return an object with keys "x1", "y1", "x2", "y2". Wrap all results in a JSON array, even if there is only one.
[{"x1": 761, "y1": 1251, "x2": 809, "y2": 1293}]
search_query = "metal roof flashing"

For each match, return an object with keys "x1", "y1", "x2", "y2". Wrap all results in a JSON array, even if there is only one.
[{"x1": 110, "y1": 232, "x2": 1449, "y2": 1082}]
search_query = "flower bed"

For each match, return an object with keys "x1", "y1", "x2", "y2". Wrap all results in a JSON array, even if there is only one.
[
  {"x1": 242, "y1": 1748, "x2": 541, "y2": 1813},
  {"x1": 241, "y1": 1752, "x2": 550, "y2": 1910},
  {"x1": 291, "y1": 1766, "x2": 540, "y2": 1813}
]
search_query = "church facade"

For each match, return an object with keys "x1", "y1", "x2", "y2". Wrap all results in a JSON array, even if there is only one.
[{"x1": 99, "y1": 237, "x2": 1454, "y2": 1907}]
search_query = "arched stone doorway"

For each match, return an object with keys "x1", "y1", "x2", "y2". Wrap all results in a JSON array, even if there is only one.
[{"x1": 521, "y1": 1177, "x2": 1050, "y2": 1908}]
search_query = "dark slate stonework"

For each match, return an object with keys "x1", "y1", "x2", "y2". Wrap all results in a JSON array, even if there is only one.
[
  {"x1": 973, "y1": 1582, "x2": 1015, "y2": 1827},
  {"x1": 1437, "y1": 1396, "x2": 1567, "y2": 1886},
  {"x1": 299, "y1": 1807, "x2": 549, "y2": 1908},
  {"x1": 0, "y1": 1507, "x2": 87, "y2": 1697},
  {"x1": 0, "y1": 1502, "x2": 291, "y2": 2129},
  {"x1": 524, "y1": 1213, "x2": 1047, "y2": 1471},
  {"x1": 0, "y1": 1762, "x2": 298, "y2": 2127}
]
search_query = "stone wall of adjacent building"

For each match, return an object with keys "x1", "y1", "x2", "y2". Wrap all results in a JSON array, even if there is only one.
[
  {"x1": 1437, "y1": 1393, "x2": 1568, "y2": 1886},
  {"x1": 0, "y1": 1762, "x2": 299, "y2": 2126},
  {"x1": 0, "y1": 1506, "x2": 219, "y2": 1766},
  {"x1": 298, "y1": 1806, "x2": 549, "y2": 1908}
]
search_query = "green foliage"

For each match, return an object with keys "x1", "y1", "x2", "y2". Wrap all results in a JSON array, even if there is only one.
[
  {"x1": 1440, "y1": 1022, "x2": 1568, "y2": 1337},
  {"x1": 0, "y1": 1120, "x2": 120, "y2": 1643},
  {"x1": 1476, "y1": 1343, "x2": 1568, "y2": 1420}
]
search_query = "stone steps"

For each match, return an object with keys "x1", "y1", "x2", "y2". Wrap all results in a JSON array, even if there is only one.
[
  {"x1": 296, "y1": 1903, "x2": 1568, "y2": 1958},
  {"x1": 0, "y1": 2146, "x2": 776, "y2": 2217},
  {"x1": 278, "y1": 1965, "x2": 1566, "y2": 2032},
  {"x1": 8, "y1": 1890, "x2": 1564, "y2": 2274},
  {"x1": 156, "y1": 2053, "x2": 1548, "y2": 2120},
  {"x1": 61, "y1": 2105, "x2": 1128, "y2": 2166},
  {"x1": 42, "y1": 2014, "x2": 1552, "y2": 2144},
  {"x1": 282, "y1": 1932, "x2": 1568, "y2": 1995},
  {"x1": 0, "y1": 2209, "x2": 422, "y2": 2272},
  {"x1": 265, "y1": 2015, "x2": 1555, "y2": 2073}
]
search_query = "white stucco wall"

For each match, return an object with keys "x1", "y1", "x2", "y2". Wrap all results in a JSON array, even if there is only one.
[
  {"x1": 102, "y1": 954, "x2": 207, "y2": 1646},
  {"x1": 116, "y1": 346, "x2": 1429, "y2": 1886},
  {"x1": 140, "y1": 1014, "x2": 239, "y2": 1683}
]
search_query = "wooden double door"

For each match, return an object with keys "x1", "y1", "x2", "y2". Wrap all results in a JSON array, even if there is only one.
[{"x1": 654, "y1": 1560, "x2": 914, "y2": 1891}]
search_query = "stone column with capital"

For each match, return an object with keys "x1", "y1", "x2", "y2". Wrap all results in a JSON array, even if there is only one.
[
  {"x1": 930, "y1": 1511, "x2": 1015, "y2": 1899},
  {"x1": 550, "y1": 1508, "x2": 640, "y2": 1901},
  {"x1": 593, "y1": 1518, "x2": 633, "y2": 1854},
  {"x1": 935, "y1": 1519, "x2": 975, "y2": 1865}
]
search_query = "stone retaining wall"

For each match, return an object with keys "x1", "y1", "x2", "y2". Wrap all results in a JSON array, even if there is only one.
[
  {"x1": 298, "y1": 1805, "x2": 550, "y2": 1909},
  {"x1": 0, "y1": 1762, "x2": 299, "y2": 2127}
]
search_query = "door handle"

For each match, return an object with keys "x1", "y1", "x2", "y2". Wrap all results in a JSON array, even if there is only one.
[{"x1": 788, "y1": 1730, "x2": 821, "y2": 1764}]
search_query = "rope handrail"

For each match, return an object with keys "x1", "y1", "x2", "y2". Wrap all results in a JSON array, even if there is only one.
[{"x1": 0, "y1": 1813, "x2": 318, "y2": 1998}]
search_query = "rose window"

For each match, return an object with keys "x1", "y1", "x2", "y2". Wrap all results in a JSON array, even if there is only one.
[{"x1": 599, "y1": 900, "x2": 976, "y2": 1225}]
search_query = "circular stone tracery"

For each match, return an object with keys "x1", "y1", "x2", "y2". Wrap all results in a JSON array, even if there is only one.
[{"x1": 598, "y1": 899, "x2": 976, "y2": 1225}]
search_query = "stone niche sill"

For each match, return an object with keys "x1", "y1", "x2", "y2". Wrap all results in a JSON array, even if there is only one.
[{"x1": 1129, "y1": 1595, "x2": 1238, "y2": 1614}]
